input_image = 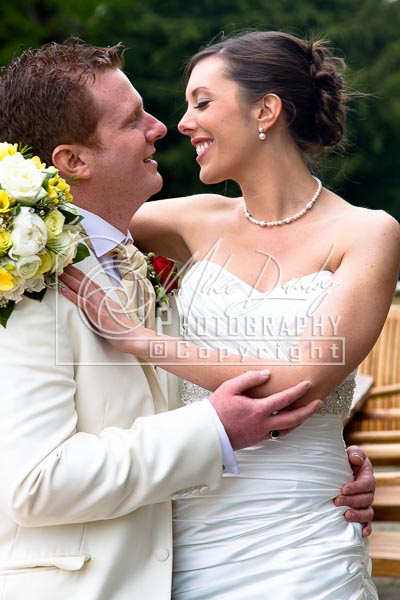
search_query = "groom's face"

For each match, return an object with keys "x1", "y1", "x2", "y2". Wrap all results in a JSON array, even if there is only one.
[{"x1": 83, "y1": 69, "x2": 167, "y2": 227}]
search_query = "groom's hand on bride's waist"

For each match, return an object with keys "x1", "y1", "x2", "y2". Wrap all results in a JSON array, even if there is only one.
[
  {"x1": 334, "y1": 446, "x2": 375, "y2": 538},
  {"x1": 209, "y1": 371, "x2": 322, "y2": 451}
]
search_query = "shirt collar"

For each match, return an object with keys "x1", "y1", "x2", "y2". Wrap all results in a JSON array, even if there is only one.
[{"x1": 78, "y1": 208, "x2": 131, "y2": 258}]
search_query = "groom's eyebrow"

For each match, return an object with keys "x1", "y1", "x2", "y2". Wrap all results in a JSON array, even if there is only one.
[{"x1": 122, "y1": 105, "x2": 143, "y2": 126}]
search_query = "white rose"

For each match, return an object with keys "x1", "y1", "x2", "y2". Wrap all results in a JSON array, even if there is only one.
[
  {"x1": 14, "y1": 255, "x2": 41, "y2": 279},
  {"x1": 10, "y1": 207, "x2": 48, "y2": 257},
  {"x1": 46, "y1": 225, "x2": 81, "y2": 274},
  {"x1": 25, "y1": 274, "x2": 46, "y2": 293},
  {"x1": 0, "y1": 152, "x2": 47, "y2": 202}
]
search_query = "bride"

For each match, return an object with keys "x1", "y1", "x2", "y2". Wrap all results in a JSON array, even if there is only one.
[{"x1": 63, "y1": 31, "x2": 399, "y2": 599}]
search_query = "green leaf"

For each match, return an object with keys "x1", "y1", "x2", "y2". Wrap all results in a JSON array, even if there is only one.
[
  {"x1": 24, "y1": 288, "x2": 46, "y2": 302},
  {"x1": 73, "y1": 242, "x2": 90, "y2": 264},
  {"x1": 18, "y1": 143, "x2": 32, "y2": 157},
  {"x1": 58, "y1": 203, "x2": 83, "y2": 224},
  {"x1": 18, "y1": 199, "x2": 40, "y2": 207},
  {"x1": 0, "y1": 300, "x2": 15, "y2": 327}
]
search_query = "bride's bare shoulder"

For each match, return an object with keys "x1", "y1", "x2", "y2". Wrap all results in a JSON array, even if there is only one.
[
  {"x1": 345, "y1": 204, "x2": 399, "y2": 237},
  {"x1": 338, "y1": 203, "x2": 400, "y2": 267},
  {"x1": 326, "y1": 191, "x2": 398, "y2": 236},
  {"x1": 147, "y1": 193, "x2": 231, "y2": 219},
  {"x1": 173, "y1": 192, "x2": 233, "y2": 210}
]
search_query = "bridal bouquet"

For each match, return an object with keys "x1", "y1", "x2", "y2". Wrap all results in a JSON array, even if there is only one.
[{"x1": 0, "y1": 142, "x2": 88, "y2": 327}]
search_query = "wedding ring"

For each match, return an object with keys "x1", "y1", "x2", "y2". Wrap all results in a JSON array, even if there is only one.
[{"x1": 269, "y1": 430, "x2": 280, "y2": 441}]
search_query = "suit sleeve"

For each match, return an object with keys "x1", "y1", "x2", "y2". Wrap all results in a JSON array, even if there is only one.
[{"x1": 0, "y1": 296, "x2": 223, "y2": 527}]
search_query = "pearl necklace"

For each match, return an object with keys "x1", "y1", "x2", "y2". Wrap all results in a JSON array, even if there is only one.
[{"x1": 243, "y1": 176, "x2": 322, "y2": 227}]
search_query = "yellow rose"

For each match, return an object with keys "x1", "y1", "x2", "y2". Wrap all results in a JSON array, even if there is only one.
[
  {"x1": 57, "y1": 179, "x2": 69, "y2": 193},
  {"x1": 0, "y1": 267, "x2": 14, "y2": 291},
  {"x1": 44, "y1": 209, "x2": 65, "y2": 239},
  {"x1": 48, "y1": 175, "x2": 59, "y2": 187},
  {"x1": 32, "y1": 155, "x2": 46, "y2": 171},
  {"x1": 0, "y1": 190, "x2": 10, "y2": 213},
  {"x1": 0, "y1": 230, "x2": 12, "y2": 256},
  {"x1": 0, "y1": 142, "x2": 18, "y2": 161},
  {"x1": 63, "y1": 188, "x2": 73, "y2": 203},
  {"x1": 48, "y1": 174, "x2": 71, "y2": 196},
  {"x1": 58, "y1": 179, "x2": 73, "y2": 202},
  {"x1": 36, "y1": 249, "x2": 55, "y2": 275},
  {"x1": 46, "y1": 185, "x2": 59, "y2": 202}
]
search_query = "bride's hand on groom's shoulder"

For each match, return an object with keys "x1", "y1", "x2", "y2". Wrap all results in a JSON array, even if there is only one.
[{"x1": 209, "y1": 371, "x2": 322, "y2": 451}]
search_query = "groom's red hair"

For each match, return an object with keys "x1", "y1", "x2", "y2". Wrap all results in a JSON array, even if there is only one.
[{"x1": 0, "y1": 39, "x2": 124, "y2": 166}]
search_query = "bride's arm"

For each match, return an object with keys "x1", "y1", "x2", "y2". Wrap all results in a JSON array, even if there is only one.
[
  {"x1": 62, "y1": 212, "x2": 399, "y2": 407},
  {"x1": 129, "y1": 194, "x2": 223, "y2": 262}
]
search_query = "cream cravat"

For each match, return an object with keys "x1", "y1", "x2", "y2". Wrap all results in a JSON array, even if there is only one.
[
  {"x1": 111, "y1": 240, "x2": 156, "y2": 330},
  {"x1": 108, "y1": 240, "x2": 166, "y2": 411}
]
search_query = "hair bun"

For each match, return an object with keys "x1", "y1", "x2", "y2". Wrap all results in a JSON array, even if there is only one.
[
  {"x1": 309, "y1": 42, "x2": 346, "y2": 147},
  {"x1": 309, "y1": 48, "x2": 325, "y2": 77}
]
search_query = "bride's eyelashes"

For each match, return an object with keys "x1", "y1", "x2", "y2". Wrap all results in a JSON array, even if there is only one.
[{"x1": 194, "y1": 100, "x2": 212, "y2": 110}]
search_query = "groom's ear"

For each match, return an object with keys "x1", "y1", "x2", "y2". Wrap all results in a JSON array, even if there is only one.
[{"x1": 52, "y1": 144, "x2": 91, "y2": 180}]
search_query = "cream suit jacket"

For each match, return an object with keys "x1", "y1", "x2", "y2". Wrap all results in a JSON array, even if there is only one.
[{"x1": 0, "y1": 252, "x2": 223, "y2": 600}]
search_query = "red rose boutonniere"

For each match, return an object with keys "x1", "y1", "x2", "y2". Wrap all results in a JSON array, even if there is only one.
[{"x1": 145, "y1": 252, "x2": 178, "y2": 307}]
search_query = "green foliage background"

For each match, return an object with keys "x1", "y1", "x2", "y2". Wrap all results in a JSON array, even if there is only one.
[{"x1": 1, "y1": 0, "x2": 399, "y2": 220}]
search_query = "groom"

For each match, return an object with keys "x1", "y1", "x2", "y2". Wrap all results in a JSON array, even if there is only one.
[{"x1": 0, "y1": 41, "x2": 374, "y2": 599}]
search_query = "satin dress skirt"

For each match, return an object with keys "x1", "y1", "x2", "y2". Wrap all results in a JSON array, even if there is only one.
[{"x1": 172, "y1": 416, "x2": 377, "y2": 599}]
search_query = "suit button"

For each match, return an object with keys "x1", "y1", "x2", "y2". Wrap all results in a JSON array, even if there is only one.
[
  {"x1": 199, "y1": 486, "x2": 209, "y2": 494},
  {"x1": 156, "y1": 548, "x2": 170, "y2": 562}
]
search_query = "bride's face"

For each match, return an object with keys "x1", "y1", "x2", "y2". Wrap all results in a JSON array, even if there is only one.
[{"x1": 178, "y1": 56, "x2": 260, "y2": 185}]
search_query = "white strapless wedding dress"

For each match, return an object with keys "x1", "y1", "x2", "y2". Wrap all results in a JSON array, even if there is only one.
[{"x1": 172, "y1": 261, "x2": 377, "y2": 599}]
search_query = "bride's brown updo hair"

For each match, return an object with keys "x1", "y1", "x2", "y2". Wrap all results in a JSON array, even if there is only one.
[{"x1": 185, "y1": 31, "x2": 347, "y2": 154}]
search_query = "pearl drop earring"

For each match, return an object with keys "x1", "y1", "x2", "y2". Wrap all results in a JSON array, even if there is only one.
[{"x1": 258, "y1": 127, "x2": 266, "y2": 141}]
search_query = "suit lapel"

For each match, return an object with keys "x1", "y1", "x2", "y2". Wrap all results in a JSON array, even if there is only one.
[{"x1": 76, "y1": 249, "x2": 168, "y2": 414}]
